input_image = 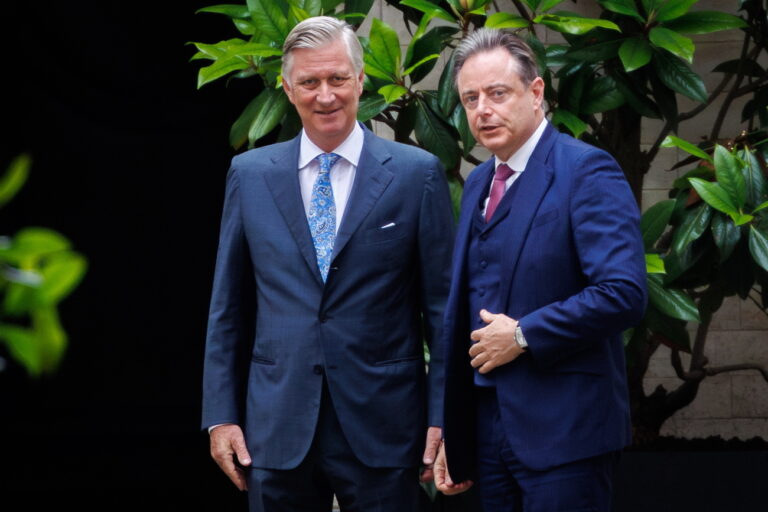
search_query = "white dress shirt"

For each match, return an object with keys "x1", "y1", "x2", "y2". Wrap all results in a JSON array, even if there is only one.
[
  {"x1": 481, "y1": 118, "x2": 547, "y2": 216},
  {"x1": 297, "y1": 123, "x2": 363, "y2": 233}
]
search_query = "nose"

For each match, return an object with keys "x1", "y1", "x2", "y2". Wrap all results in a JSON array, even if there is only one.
[{"x1": 317, "y1": 80, "x2": 335, "y2": 105}]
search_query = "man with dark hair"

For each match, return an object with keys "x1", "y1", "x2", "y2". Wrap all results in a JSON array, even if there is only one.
[
  {"x1": 434, "y1": 28, "x2": 647, "y2": 511},
  {"x1": 202, "y1": 16, "x2": 454, "y2": 512}
]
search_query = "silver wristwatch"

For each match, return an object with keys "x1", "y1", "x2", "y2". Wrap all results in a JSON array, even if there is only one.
[{"x1": 515, "y1": 325, "x2": 528, "y2": 349}]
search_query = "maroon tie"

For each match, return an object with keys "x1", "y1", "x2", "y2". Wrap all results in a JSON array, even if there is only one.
[{"x1": 485, "y1": 163, "x2": 515, "y2": 222}]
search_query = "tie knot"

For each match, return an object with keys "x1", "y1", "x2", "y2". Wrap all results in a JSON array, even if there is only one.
[
  {"x1": 316, "y1": 153, "x2": 341, "y2": 173},
  {"x1": 494, "y1": 163, "x2": 514, "y2": 181}
]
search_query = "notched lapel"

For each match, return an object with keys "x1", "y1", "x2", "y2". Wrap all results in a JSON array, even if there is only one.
[
  {"x1": 262, "y1": 140, "x2": 324, "y2": 285},
  {"x1": 331, "y1": 136, "x2": 394, "y2": 262}
]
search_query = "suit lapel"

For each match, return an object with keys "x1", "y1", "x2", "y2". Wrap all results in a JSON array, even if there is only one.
[
  {"x1": 499, "y1": 124, "x2": 557, "y2": 311},
  {"x1": 331, "y1": 128, "x2": 394, "y2": 262},
  {"x1": 262, "y1": 135, "x2": 324, "y2": 285}
]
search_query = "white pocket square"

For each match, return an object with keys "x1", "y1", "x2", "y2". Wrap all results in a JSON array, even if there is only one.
[{"x1": 380, "y1": 222, "x2": 396, "y2": 229}]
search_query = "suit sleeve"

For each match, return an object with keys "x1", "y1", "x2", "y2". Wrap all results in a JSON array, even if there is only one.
[
  {"x1": 201, "y1": 165, "x2": 255, "y2": 430},
  {"x1": 518, "y1": 148, "x2": 647, "y2": 368},
  {"x1": 417, "y1": 159, "x2": 455, "y2": 427}
]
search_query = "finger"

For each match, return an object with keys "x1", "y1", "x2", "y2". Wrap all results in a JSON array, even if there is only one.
[
  {"x1": 232, "y1": 434, "x2": 252, "y2": 467},
  {"x1": 225, "y1": 463, "x2": 248, "y2": 491},
  {"x1": 478, "y1": 359, "x2": 497, "y2": 374},
  {"x1": 420, "y1": 466, "x2": 434, "y2": 483},
  {"x1": 422, "y1": 427, "x2": 441, "y2": 465},
  {"x1": 470, "y1": 328, "x2": 483, "y2": 342},
  {"x1": 468, "y1": 341, "x2": 483, "y2": 358},
  {"x1": 479, "y1": 309, "x2": 497, "y2": 323}
]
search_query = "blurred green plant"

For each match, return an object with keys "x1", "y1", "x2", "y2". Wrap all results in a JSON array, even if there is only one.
[
  {"x1": 190, "y1": 0, "x2": 768, "y2": 440},
  {"x1": 0, "y1": 155, "x2": 87, "y2": 377}
]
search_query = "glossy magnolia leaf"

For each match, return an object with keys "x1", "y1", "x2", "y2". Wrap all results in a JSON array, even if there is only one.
[
  {"x1": 688, "y1": 178, "x2": 737, "y2": 216},
  {"x1": 247, "y1": 87, "x2": 290, "y2": 146},
  {"x1": 37, "y1": 253, "x2": 88, "y2": 306},
  {"x1": 754, "y1": 201, "x2": 768, "y2": 214},
  {"x1": 485, "y1": 12, "x2": 530, "y2": 29},
  {"x1": 652, "y1": 51, "x2": 707, "y2": 102},
  {"x1": 671, "y1": 202, "x2": 713, "y2": 254},
  {"x1": 0, "y1": 154, "x2": 31, "y2": 208},
  {"x1": 597, "y1": 0, "x2": 643, "y2": 21},
  {"x1": 438, "y1": 54, "x2": 458, "y2": 117},
  {"x1": 32, "y1": 307, "x2": 67, "y2": 374},
  {"x1": 664, "y1": 11, "x2": 747, "y2": 35},
  {"x1": 714, "y1": 145, "x2": 746, "y2": 210},
  {"x1": 357, "y1": 93, "x2": 388, "y2": 122},
  {"x1": 619, "y1": 37, "x2": 652, "y2": 72},
  {"x1": 740, "y1": 149, "x2": 768, "y2": 210},
  {"x1": 197, "y1": 4, "x2": 251, "y2": 18},
  {"x1": 230, "y1": 94, "x2": 267, "y2": 149},
  {"x1": 414, "y1": 98, "x2": 459, "y2": 171},
  {"x1": 646, "y1": 253, "x2": 665, "y2": 274},
  {"x1": 649, "y1": 27, "x2": 694, "y2": 63},
  {"x1": 539, "y1": 0, "x2": 565, "y2": 11},
  {"x1": 344, "y1": 0, "x2": 374, "y2": 21},
  {"x1": 0, "y1": 324, "x2": 42, "y2": 376},
  {"x1": 613, "y1": 74, "x2": 661, "y2": 118},
  {"x1": 291, "y1": 0, "x2": 322, "y2": 16},
  {"x1": 246, "y1": 0, "x2": 289, "y2": 42},
  {"x1": 647, "y1": 273, "x2": 700, "y2": 322},
  {"x1": 533, "y1": 14, "x2": 620, "y2": 35},
  {"x1": 447, "y1": 177, "x2": 463, "y2": 222},
  {"x1": 400, "y1": 0, "x2": 455, "y2": 23},
  {"x1": 406, "y1": 26, "x2": 456, "y2": 85},
  {"x1": 551, "y1": 108, "x2": 587, "y2": 138},
  {"x1": 367, "y1": 19, "x2": 401, "y2": 80},
  {"x1": 713, "y1": 59, "x2": 765, "y2": 77},
  {"x1": 451, "y1": 104, "x2": 475, "y2": 157},
  {"x1": 661, "y1": 135, "x2": 712, "y2": 162},
  {"x1": 655, "y1": 0, "x2": 696, "y2": 22},
  {"x1": 644, "y1": 305, "x2": 692, "y2": 353},
  {"x1": 582, "y1": 76, "x2": 625, "y2": 114},
  {"x1": 378, "y1": 84, "x2": 408, "y2": 103},
  {"x1": 403, "y1": 54, "x2": 439, "y2": 77},
  {"x1": 8, "y1": 228, "x2": 71, "y2": 265},
  {"x1": 711, "y1": 213, "x2": 741, "y2": 262},
  {"x1": 197, "y1": 56, "x2": 250, "y2": 88},
  {"x1": 749, "y1": 226, "x2": 768, "y2": 272},
  {"x1": 233, "y1": 18, "x2": 257, "y2": 35},
  {"x1": 564, "y1": 40, "x2": 623, "y2": 63},
  {"x1": 640, "y1": 199, "x2": 675, "y2": 250}
]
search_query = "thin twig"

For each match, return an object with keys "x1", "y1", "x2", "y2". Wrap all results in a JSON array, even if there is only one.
[{"x1": 704, "y1": 364, "x2": 768, "y2": 382}]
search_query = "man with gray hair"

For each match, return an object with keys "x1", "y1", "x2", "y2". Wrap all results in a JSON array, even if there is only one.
[
  {"x1": 434, "y1": 29, "x2": 647, "y2": 511},
  {"x1": 201, "y1": 16, "x2": 454, "y2": 512}
]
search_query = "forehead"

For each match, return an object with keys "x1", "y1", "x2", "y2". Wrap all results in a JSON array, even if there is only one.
[
  {"x1": 457, "y1": 48, "x2": 521, "y2": 91},
  {"x1": 288, "y1": 40, "x2": 355, "y2": 78}
]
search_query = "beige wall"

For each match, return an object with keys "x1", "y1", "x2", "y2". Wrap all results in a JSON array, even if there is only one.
[{"x1": 365, "y1": 0, "x2": 768, "y2": 440}]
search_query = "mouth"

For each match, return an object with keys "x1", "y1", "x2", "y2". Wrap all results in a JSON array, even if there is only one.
[
  {"x1": 479, "y1": 125, "x2": 500, "y2": 132},
  {"x1": 316, "y1": 107, "x2": 342, "y2": 117}
]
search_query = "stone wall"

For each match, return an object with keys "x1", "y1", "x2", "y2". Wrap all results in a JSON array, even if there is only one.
[{"x1": 364, "y1": 0, "x2": 768, "y2": 440}]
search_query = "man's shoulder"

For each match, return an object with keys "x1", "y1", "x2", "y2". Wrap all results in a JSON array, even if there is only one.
[
  {"x1": 548, "y1": 127, "x2": 614, "y2": 163},
  {"x1": 230, "y1": 139, "x2": 295, "y2": 170}
]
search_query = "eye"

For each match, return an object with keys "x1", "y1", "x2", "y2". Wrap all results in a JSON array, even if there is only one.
[
  {"x1": 462, "y1": 95, "x2": 478, "y2": 108},
  {"x1": 299, "y1": 78, "x2": 318, "y2": 88},
  {"x1": 491, "y1": 89, "x2": 507, "y2": 100},
  {"x1": 330, "y1": 75, "x2": 350, "y2": 86}
]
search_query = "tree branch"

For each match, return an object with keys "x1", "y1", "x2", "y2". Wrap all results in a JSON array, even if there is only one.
[
  {"x1": 671, "y1": 348, "x2": 705, "y2": 382},
  {"x1": 704, "y1": 364, "x2": 768, "y2": 382}
]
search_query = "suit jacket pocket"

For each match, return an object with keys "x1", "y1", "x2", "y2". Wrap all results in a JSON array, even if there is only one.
[
  {"x1": 251, "y1": 354, "x2": 276, "y2": 365},
  {"x1": 374, "y1": 355, "x2": 421, "y2": 366},
  {"x1": 359, "y1": 222, "x2": 409, "y2": 245},
  {"x1": 532, "y1": 208, "x2": 558, "y2": 227}
]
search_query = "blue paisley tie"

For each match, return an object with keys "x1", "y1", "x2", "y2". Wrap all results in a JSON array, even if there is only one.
[{"x1": 308, "y1": 152, "x2": 341, "y2": 282}]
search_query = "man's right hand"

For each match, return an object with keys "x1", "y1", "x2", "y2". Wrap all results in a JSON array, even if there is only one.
[
  {"x1": 434, "y1": 441, "x2": 473, "y2": 496},
  {"x1": 209, "y1": 423, "x2": 252, "y2": 491}
]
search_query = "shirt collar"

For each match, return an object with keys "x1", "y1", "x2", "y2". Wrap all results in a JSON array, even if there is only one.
[
  {"x1": 495, "y1": 118, "x2": 547, "y2": 174},
  {"x1": 298, "y1": 123, "x2": 364, "y2": 169}
]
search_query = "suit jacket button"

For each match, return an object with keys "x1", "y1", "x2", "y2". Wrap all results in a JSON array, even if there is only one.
[
  {"x1": 313, "y1": 365, "x2": 324, "y2": 375},
  {"x1": 319, "y1": 315, "x2": 327, "y2": 323}
]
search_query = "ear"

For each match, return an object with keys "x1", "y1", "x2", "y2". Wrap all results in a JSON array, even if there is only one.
[
  {"x1": 530, "y1": 76, "x2": 545, "y2": 109},
  {"x1": 283, "y1": 76, "x2": 296, "y2": 105},
  {"x1": 356, "y1": 69, "x2": 365, "y2": 96}
]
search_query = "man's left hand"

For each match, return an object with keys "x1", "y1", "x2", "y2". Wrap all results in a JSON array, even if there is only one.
[
  {"x1": 469, "y1": 309, "x2": 525, "y2": 374},
  {"x1": 420, "y1": 426, "x2": 442, "y2": 483}
]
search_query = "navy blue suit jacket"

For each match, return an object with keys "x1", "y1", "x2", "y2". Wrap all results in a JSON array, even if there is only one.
[
  {"x1": 443, "y1": 123, "x2": 647, "y2": 479},
  {"x1": 202, "y1": 125, "x2": 454, "y2": 470}
]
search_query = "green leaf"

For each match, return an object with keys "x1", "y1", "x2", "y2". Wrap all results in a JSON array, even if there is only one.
[
  {"x1": 0, "y1": 154, "x2": 31, "y2": 208},
  {"x1": 403, "y1": 54, "x2": 439, "y2": 77},
  {"x1": 714, "y1": 145, "x2": 746, "y2": 210},
  {"x1": 749, "y1": 225, "x2": 768, "y2": 272},
  {"x1": 438, "y1": 53, "x2": 458, "y2": 117},
  {"x1": 447, "y1": 177, "x2": 463, "y2": 223},
  {"x1": 247, "y1": 87, "x2": 290, "y2": 147},
  {"x1": 649, "y1": 27, "x2": 694, "y2": 63},
  {"x1": 619, "y1": 37, "x2": 652, "y2": 72},
  {"x1": 688, "y1": 178, "x2": 738, "y2": 216},
  {"x1": 378, "y1": 84, "x2": 409, "y2": 103},
  {"x1": 247, "y1": 0, "x2": 289, "y2": 42},
  {"x1": 540, "y1": 0, "x2": 564, "y2": 11},
  {"x1": 652, "y1": 51, "x2": 707, "y2": 102},
  {"x1": 655, "y1": 0, "x2": 696, "y2": 22},
  {"x1": 754, "y1": 201, "x2": 768, "y2": 214},
  {"x1": 0, "y1": 324, "x2": 42, "y2": 376},
  {"x1": 641, "y1": 199, "x2": 675, "y2": 250},
  {"x1": 663, "y1": 11, "x2": 747, "y2": 34},
  {"x1": 367, "y1": 18, "x2": 401, "y2": 80},
  {"x1": 671, "y1": 202, "x2": 713, "y2": 254},
  {"x1": 197, "y1": 4, "x2": 251, "y2": 18},
  {"x1": 292, "y1": 0, "x2": 322, "y2": 16},
  {"x1": 534, "y1": 14, "x2": 621, "y2": 35},
  {"x1": 597, "y1": 0, "x2": 643, "y2": 21},
  {"x1": 647, "y1": 273, "x2": 700, "y2": 322},
  {"x1": 451, "y1": 103, "x2": 475, "y2": 157},
  {"x1": 6, "y1": 228, "x2": 71, "y2": 266},
  {"x1": 582, "y1": 76, "x2": 625, "y2": 114},
  {"x1": 661, "y1": 135, "x2": 712, "y2": 162},
  {"x1": 32, "y1": 307, "x2": 67, "y2": 373},
  {"x1": 230, "y1": 94, "x2": 266, "y2": 149},
  {"x1": 357, "y1": 94, "x2": 388, "y2": 122},
  {"x1": 644, "y1": 305, "x2": 692, "y2": 352},
  {"x1": 550, "y1": 108, "x2": 587, "y2": 138},
  {"x1": 613, "y1": 74, "x2": 661, "y2": 118},
  {"x1": 233, "y1": 18, "x2": 257, "y2": 35},
  {"x1": 485, "y1": 12, "x2": 530, "y2": 29},
  {"x1": 712, "y1": 59, "x2": 765, "y2": 77},
  {"x1": 563, "y1": 40, "x2": 623, "y2": 63},
  {"x1": 405, "y1": 26, "x2": 456, "y2": 85},
  {"x1": 37, "y1": 253, "x2": 87, "y2": 306},
  {"x1": 400, "y1": 0, "x2": 455, "y2": 23},
  {"x1": 740, "y1": 149, "x2": 768, "y2": 210},
  {"x1": 414, "y1": 98, "x2": 459, "y2": 172},
  {"x1": 711, "y1": 213, "x2": 741, "y2": 262},
  {"x1": 646, "y1": 253, "x2": 665, "y2": 273},
  {"x1": 197, "y1": 56, "x2": 250, "y2": 88}
]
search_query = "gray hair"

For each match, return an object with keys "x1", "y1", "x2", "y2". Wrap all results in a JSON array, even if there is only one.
[
  {"x1": 453, "y1": 28, "x2": 539, "y2": 86},
  {"x1": 282, "y1": 16, "x2": 364, "y2": 79}
]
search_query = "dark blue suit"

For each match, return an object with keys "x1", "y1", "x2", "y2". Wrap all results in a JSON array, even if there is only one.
[
  {"x1": 202, "y1": 125, "x2": 454, "y2": 507},
  {"x1": 442, "y1": 124, "x2": 647, "y2": 506}
]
